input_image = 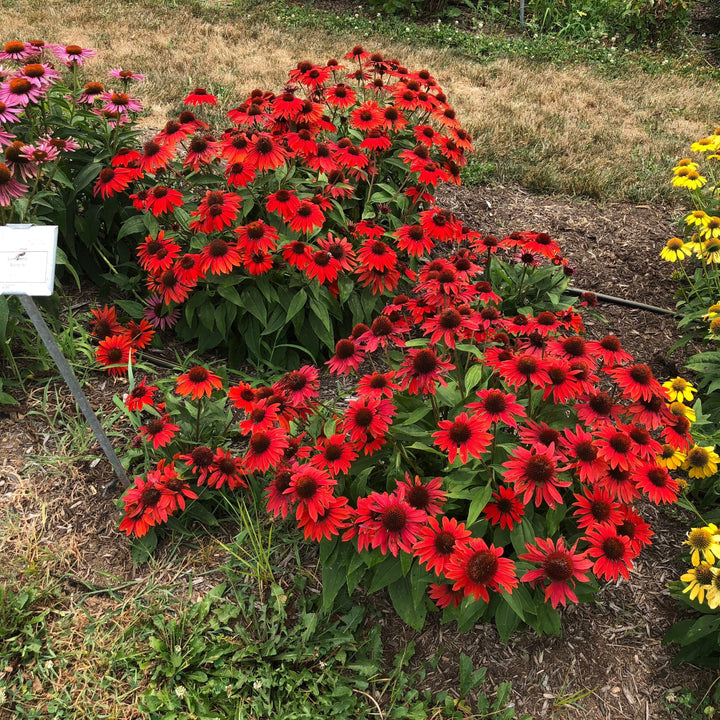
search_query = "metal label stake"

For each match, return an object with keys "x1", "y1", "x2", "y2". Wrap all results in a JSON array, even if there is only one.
[{"x1": 1, "y1": 224, "x2": 129, "y2": 490}]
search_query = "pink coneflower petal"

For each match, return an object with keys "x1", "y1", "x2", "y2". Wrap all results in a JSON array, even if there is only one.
[{"x1": 0, "y1": 162, "x2": 27, "y2": 206}]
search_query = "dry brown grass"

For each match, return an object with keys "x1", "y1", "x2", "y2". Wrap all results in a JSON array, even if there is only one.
[{"x1": 4, "y1": 0, "x2": 720, "y2": 199}]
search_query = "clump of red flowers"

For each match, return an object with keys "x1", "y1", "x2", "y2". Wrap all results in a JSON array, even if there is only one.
[
  {"x1": 116, "y1": 226, "x2": 686, "y2": 635},
  {"x1": 99, "y1": 49, "x2": 480, "y2": 364}
]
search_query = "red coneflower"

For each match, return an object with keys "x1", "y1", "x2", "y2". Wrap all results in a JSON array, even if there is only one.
[
  {"x1": 326, "y1": 338, "x2": 365, "y2": 375},
  {"x1": 265, "y1": 468, "x2": 294, "y2": 519},
  {"x1": 119, "y1": 475, "x2": 174, "y2": 537},
  {"x1": 325, "y1": 82, "x2": 357, "y2": 108},
  {"x1": 428, "y1": 582, "x2": 466, "y2": 609},
  {"x1": 184, "y1": 133, "x2": 220, "y2": 172},
  {"x1": 124, "y1": 377, "x2": 158, "y2": 412},
  {"x1": 483, "y1": 486, "x2": 526, "y2": 530},
  {"x1": 594, "y1": 426, "x2": 637, "y2": 471},
  {"x1": 124, "y1": 319, "x2": 155, "y2": 350},
  {"x1": 432, "y1": 411, "x2": 493, "y2": 465},
  {"x1": 394, "y1": 223, "x2": 435, "y2": 257},
  {"x1": 175, "y1": 445, "x2": 215, "y2": 484},
  {"x1": 285, "y1": 464, "x2": 336, "y2": 521},
  {"x1": 173, "y1": 253, "x2": 205, "y2": 288},
  {"x1": 519, "y1": 537, "x2": 592, "y2": 609},
  {"x1": 136, "y1": 230, "x2": 181, "y2": 274},
  {"x1": 244, "y1": 250, "x2": 274, "y2": 275},
  {"x1": 184, "y1": 87, "x2": 217, "y2": 106},
  {"x1": 587, "y1": 335, "x2": 633, "y2": 367},
  {"x1": 446, "y1": 537, "x2": 518, "y2": 603},
  {"x1": 397, "y1": 474, "x2": 446, "y2": 516},
  {"x1": 575, "y1": 391, "x2": 623, "y2": 427},
  {"x1": 560, "y1": 425, "x2": 606, "y2": 483},
  {"x1": 190, "y1": 190, "x2": 242, "y2": 234},
  {"x1": 633, "y1": 462, "x2": 679, "y2": 504},
  {"x1": 144, "y1": 185, "x2": 184, "y2": 216},
  {"x1": 572, "y1": 486, "x2": 623, "y2": 529},
  {"x1": 138, "y1": 139, "x2": 175, "y2": 174},
  {"x1": 95, "y1": 334, "x2": 132, "y2": 376},
  {"x1": 199, "y1": 238, "x2": 242, "y2": 275},
  {"x1": 207, "y1": 448, "x2": 247, "y2": 490},
  {"x1": 615, "y1": 506, "x2": 654, "y2": 554},
  {"x1": 356, "y1": 371, "x2": 400, "y2": 401},
  {"x1": 359, "y1": 491, "x2": 426, "y2": 557},
  {"x1": 310, "y1": 433, "x2": 358, "y2": 476},
  {"x1": 304, "y1": 249, "x2": 341, "y2": 284},
  {"x1": 297, "y1": 495, "x2": 352, "y2": 542},
  {"x1": 89, "y1": 304, "x2": 123, "y2": 338},
  {"x1": 349, "y1": 100, "x2": 382, "y2": 131},
  {"x1": 396, "y1": 347, "x2": 454, "y2": 395},
  {"x1": 502, "y1": 444, "x2": 571, "y2": 509},
  {"x1": 413, "y1": 516, "x2": 471, "y2": 576},
  {"x1": 175, "y1": 365, "x2": 223, "y2": 400},
  {"x1": 606, "y1": 363, "x2": 663, "y2": 403},
  {"x1": 245, "y1": 133, "x2": 288, "y2": 172},
  {"x1": 225, "y1": 160, "x2": 257, "y2": 188},
  {"x1": 343, "y1": 396, "x2": 396, "y2": 444},
  {"x1": 585, "y1": 525, "x2": 634, "y2": 581},
  {"x1": 138, "y1": 413, "x2": 180, "y2": 449},
  {"x1": 243, "y1": 428, "x2": 290, "y2": 473},
  {"x1": 467, "y1": 388, "x2": 526, "y2": 428},
  {"x1": 93, "y1": 166, "x2": 135, "y2": 200},
  {"x1": 147, "y1": 268, "x2": 192, "y2": 305},
  {"x1": 288, "y1": 199, "x2": 325, "y2": 235},
  {"x1": 497, "y1": 353, "x2": 550, "y2": 390}
]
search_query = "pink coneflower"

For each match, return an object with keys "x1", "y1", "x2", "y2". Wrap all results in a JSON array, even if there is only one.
[
  {"x1": 20, "y1": 143, "x2": 59, "y2": 165},
  {"x1": 54, "y1": 44, "x2": 97, "y2": 66},
  {"x1": 109, "y1": 68, "x2": 146, "y2": 82},
  {"x1": 143, "y1": 293, "x2": 180, "y2": 329},
  {"x1": 0, "y1": 99, "x2": 22, "y2": 124},
  {"x1": 0, "y1": 41, "x2": 31, "y2": 61},
  {"x1": 101, "y1": 91, "x2": 143, "y2": 114},
  {"x1": 0, "y1": 77, "x2": 44, "y2": 106},
  {"x1": 40, "y1": 136, "x2": 79, "y2": 154},
  {"x1": 18, "y1": 62, "x2": 60, "y2": 89},
  {"x1": 0, "y1": 162, "x2": 27, "y2": 206},
  {"x1": 77, "y1": 81, "x2": 105, "y2": 104},
  {"x1": 0, "y1": 129, "x2": 15, "y2": 148}
]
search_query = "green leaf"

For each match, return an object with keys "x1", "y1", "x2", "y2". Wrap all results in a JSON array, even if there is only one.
[
  {"x1": 369, "y1": 556, "x2": 404, "y2": 593},
  {"x1": 217, "y1": 284, "x2": 243, "y2": 306},
  {"x1": 73, "y1": 162, "x2": 102, "y2": 193},
  {"x1": 241, "y1": 286, "x2": 267, "y2": 324},
  {"x1": 388, "y1": 576, "x2": 426, "y2": 631},
  {"x1": 466, "y1": 483, "x2": 493, "y2": 527},
  {"x1": 285, "y1": 289, "x2": 307, "y2": 322},
  {"x1": 117, "y1": 214, "x2": 148, "y2": 243}
]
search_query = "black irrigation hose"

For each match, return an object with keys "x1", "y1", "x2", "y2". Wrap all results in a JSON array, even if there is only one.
[{"x1": 566, "y1": 286, "x2": 677, "y2": 317}]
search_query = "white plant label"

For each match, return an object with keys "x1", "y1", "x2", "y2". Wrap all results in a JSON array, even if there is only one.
[{"x1": 0, "y1": 224, "x2": 58, "y2": 296}]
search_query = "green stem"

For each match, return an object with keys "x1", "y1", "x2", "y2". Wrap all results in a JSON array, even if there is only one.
[{"x1": 195, "y1": 398, "x2": 203, "y2": 443}]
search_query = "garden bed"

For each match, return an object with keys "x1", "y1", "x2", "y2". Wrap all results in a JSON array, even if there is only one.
[{"x1": 1, "y1": 182, "x2": 715, "y2": 720}]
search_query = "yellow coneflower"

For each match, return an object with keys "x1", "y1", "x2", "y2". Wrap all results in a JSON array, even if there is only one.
[
  {"x1": 662, "y1": 377, "x2": 697, "y2": 403},
  {"x1": 682, "y1": 562, "x2": 715, "y2": 603},
  {"x1": 703, "y1": 303, "x2": 720, "y2": 320},
  {"x1": 672, "y1": 169, "x2": 707, "y2": 190},
  {"x1": 669, "y1": 400, "x2": 696, "y2": 423},
  {"x1": 686, "y1": 209, "x2": 709, "y2": 227},
  {"x1": 700, "y1": 215, "x2": 720, "y2": 239},
  {"x1": 674, "y1": 158, "x2": 699, "y2": 172},
  {"x1": 691, "y1": 137, "x2": 718, "y2": 153},
  {"x1": 685, "y1": 524, "x2": 720, "y2": 566},
  {"x1": 660, "y1": 237, "x2": 693, "y2": 262},
  {"x1": 656, "y1": 443, "x2": 686, "y2": 470},
  {"x1": 683, "y1": 445, "x2": 720, "y2": 479},
  {"x1": 699, "y1": 237, "x2": 720, "y2": 264}
]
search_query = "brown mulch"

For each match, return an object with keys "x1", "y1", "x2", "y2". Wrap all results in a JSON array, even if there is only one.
[{"x1": 1, "y1": 183, "x2": 718, "y2": 720}]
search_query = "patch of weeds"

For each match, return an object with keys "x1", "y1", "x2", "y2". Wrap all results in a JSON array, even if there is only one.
[
  {"x1": 460, "y1": 160, "x2": 497, "y2": 186},
  {"x1": 129, "y1": 580, "x2": 381, "y2": 718},
  {"x1": 664, "y1": 680, "x2": 720, "y2": 720}
]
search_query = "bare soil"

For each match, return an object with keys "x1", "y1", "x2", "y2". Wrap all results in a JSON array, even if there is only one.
[{"x1": 2, "y1": 182, "x2": 717, "y2": 719}]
